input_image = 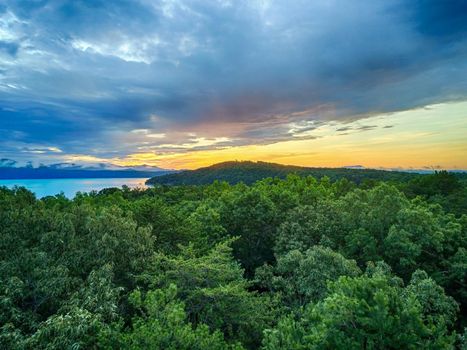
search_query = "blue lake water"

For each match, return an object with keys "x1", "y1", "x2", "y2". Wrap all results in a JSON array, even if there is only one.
[{"x1": 0, "y1": 178, "x2": 149, "y2": 198}]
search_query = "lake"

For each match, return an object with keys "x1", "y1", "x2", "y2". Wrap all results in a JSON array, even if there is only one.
[{"x1": 0, "y1": 178, "x2": 149, "y2": 198}]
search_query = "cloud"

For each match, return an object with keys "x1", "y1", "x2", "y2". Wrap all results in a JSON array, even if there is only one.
[
  {"x1": 20, "y1": 146, "x2": 63, "y2": 154},
  {"x1": 335, "y1": 125, "x2": 378, "y2": 133},
  {"x1": 0, "y1": 0, "x2": 467, "y2": 163},
  {"x1": 356, "y1": 125, "x2": 378, "y2": 131},
  {"x1": 0, "y1": 158, "x2": 17, "y2": 167},
  {"x1": 71, "y1": 38, "x2": 158, "y2": 64},
  {"x1": 336, "y1": 127, "x2": 352, "y2": 132}
]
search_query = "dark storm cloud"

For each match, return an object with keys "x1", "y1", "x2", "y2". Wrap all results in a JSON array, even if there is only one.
[{"x1": 1, "y1": 0, "x2": 467, "y2": 161}]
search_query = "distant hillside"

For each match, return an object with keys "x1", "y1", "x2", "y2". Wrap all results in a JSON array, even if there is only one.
[
  {"x1": 0, "y1": 167, "x2": 175, "y2": 180},
  {"x1": 146, "y1": 161, "x2": 429, "y2": 185}
]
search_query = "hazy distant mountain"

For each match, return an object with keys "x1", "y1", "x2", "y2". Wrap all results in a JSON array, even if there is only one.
[
  {"x1": 343, "y1": 165, "x2": 366, "y2": 169},
  {"x1": 0, "y1": 161, "x2": 176, "y2": 180},
  {"x1": 0, "y1": 158, "x2": 18, "y2": 167},
  {"x1": 146, "y1": 161, "x2": 454, "y2": 186}
]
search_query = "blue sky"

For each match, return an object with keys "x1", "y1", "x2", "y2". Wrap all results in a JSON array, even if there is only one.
[{"x1": 1, "y1": 0, "x2": 467, "y2": 169}]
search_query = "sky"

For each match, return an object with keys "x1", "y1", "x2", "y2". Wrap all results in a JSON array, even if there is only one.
[{"x1": 1, "y1": 0, "x2": 467, "y2": 170}]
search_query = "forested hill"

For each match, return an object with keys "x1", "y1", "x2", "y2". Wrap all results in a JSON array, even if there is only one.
[{"x1": 147, "y1": 160, "x2": 435, "y2": 185}]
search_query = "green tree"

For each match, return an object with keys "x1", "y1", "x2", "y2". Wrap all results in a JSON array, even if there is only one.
[
  {"x1": 25, "y1": 265, "x2": 122, "y2": 349},
  {"x1": 262, "y1": 266, "x2": 457, "y2": 349},
  {"x1": 130, "y1": 197, "x2": 193, "y2": 253},
  {"x1": 274, "y1": 202, "x2": 343, "y2": 256},
  {"x1": 100, "y1": 284, "x2": 244, "y2": 350},
  {"x1": 141, "y1": 240, "x2": 273, "y2": 348},
  {"x1": 219, "y1": 187, "x2": 279, "y2": 275},
  {"x1": 256, "y1": 246, "x2": 360, "y2": 309}
]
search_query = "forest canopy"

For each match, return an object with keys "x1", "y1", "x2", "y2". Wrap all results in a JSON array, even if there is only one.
[{"x1": 1, "y1": 169, "x2": 466, "y2": 349}]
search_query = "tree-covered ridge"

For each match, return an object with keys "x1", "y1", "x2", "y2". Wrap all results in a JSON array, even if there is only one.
[
  {"x1": 146, "y1": 160, "x2": 467, "y2": 186},
  {"x1": 1, "y1": 171, "x2": 466, "y2": 349}
]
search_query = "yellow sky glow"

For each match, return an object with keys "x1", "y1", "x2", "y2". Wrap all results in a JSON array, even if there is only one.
[{"x1": 67, "y1": 101, "x2": 467, "y2": 170}]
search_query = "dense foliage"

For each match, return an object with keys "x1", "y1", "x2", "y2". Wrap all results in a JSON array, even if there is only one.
[{"x1": 1, "y1": 170, "x2": 466, "y2": 349}]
